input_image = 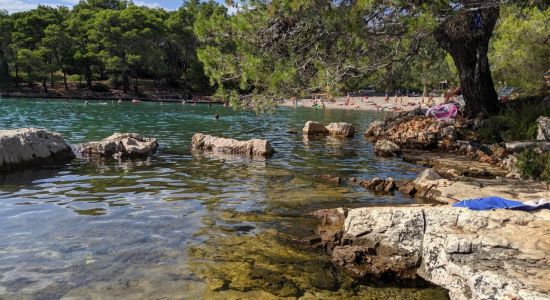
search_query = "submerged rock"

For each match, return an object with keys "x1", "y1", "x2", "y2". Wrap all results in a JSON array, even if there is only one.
[
  {"x1": 326, "y1": 122, "x2": 355, "y2": 137},
  {"x1": 374, "y1": 139, "x2": 401, "y2": 157},
  {"x1": 315, "y1": 206, "x2": 550, "y2": 300},
  {"x1": 75, "y1": 133, "x2": 158, "y2": 159},
  {"x1": 191, "y1": 133, "x2": 274, "y2": 157},
  {"x1": 313, "y1": 175, "x2": 343, "y2": 185},
  {"x1": 0, "y1": 128, "x2": 74, "y2": 171},
  {"x1": 302, "y1": 121, "x2": 329, "y2": 136}
]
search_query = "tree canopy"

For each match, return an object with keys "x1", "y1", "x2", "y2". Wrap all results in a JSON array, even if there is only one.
[{"x1": 0, "y1": 0, "x2": 547, "y2": 115}]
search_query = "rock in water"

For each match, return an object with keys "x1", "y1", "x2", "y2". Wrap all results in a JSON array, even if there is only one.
[
  {"x1": 364, "y1": 121, "x2": 385, "y2": 138},
  {"x1": 191, "y1": 133, "x2": 274, "y2": 157},
  {"x1": 75, "y1": 133, "x2": 158, "y2": 159},
  {"x1": 374, "y1": 139, "x2": 401, "y2": 157},
  {"x1": 0, "y1": 128, "x2": 74, "y2": 171},
  {"x1": 313, "y1": 175, "x2": 343, "y2": 185},
  {"x1": 537, "y1": 116, "x2": 550, "y2": 141},
  {"x1": 326, "y1": 122, "x2": 355, "y2": 137},
  {"x1": 315, "y1": 206, "x2": 550, "y2": 300},
  {"x1": 302, "y1": 121, "x2": 329, "y2": 136}
]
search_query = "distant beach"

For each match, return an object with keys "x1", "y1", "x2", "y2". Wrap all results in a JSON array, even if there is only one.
[{"x1": 280, "y1": 96, "x2": 446, "y2": 111}]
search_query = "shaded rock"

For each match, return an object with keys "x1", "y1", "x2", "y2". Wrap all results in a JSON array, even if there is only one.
[
  {"x1": 360, "y1": 177, "x2": 397, "y2": 194},
  {"x1": 326, "y1": 122, "x2": 355, "y2": 137},
  {"x1": 313, "y1": 175, "x2": 343, "y2": 185},
  {"x1": 316, "y1": 206, "x2": 550, "y2": 300},
  {"x1": 361, "y1": 177, "x2": 383, "y2": 189},
  {"x1": 489, "y1": 144, "x2": 508, "y2": 159},
  {"x1": 402, "y1": 150, "x2": 509, "y2": 179},
  {"x1": 505, "y1": 141, "x2": 550, "y2": 154},
  {"x1": 438, "y1": 125, "x2": 457, "y2": 142},
  {"x1": 302, "y1": 121, "x2": 328, "y2": 136},
  {"x1": 0, "y1": 128, "x2": 74, "y2": 171},
  {"x1": 364, "y1": 121, "x2": 385, "y2": 138},
  {"x1": 537, "y1": 116, "x2": 550, "y2": 141},
  {"x1": 398, "y1": 182, "x2": 417, "y2": 197},
  {"x1": 75, "y1": 133, "x2": 158, "y2": 159},
  {"x1": 374, "y1": 139, "x2": 401, "y2": 157},
  {"x1": 191, "y1": 133, "x2": 274, "y2": 157},
  {"x1": 382, "y1": 177, "x2": 397, "y2": 193}
]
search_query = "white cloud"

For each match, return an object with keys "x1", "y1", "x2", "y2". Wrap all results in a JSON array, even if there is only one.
[
  {"x1": 0, "y1": 0, "x2": 78, "y2": 13},
  {"x1": 133, "y1": 1, "x2": 166, "y2": 9},
  {"x1": 0, "y1": 0, "x2": 37, "y2": 13}
]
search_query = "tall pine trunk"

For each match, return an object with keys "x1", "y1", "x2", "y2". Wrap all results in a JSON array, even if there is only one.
[
  {"x1": 54, "y1": 53, "x2": 68, "y2": 90},
  {"x1": 0, "y1": 49, "x2": 10, "y2": 88},
  {"x1": 422, "y1": 80, "x2": 429, "y2": 97},
  {"x1": 435, "y1": 5, "x2": 500, "y2": 117},
  {"x1": 85, "y1": 64, "x2": 92, "y2": 88},
  {"x1": 42, "y1": 80, "x2": 48, "y2": 93},
  {"x1": 123, "y1": 71, "x2": 130, "y2": 93}
]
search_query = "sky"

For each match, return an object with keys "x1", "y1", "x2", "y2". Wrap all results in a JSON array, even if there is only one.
[{"x1": 0, "y1": 0, "x2": 220, "y2": 13}]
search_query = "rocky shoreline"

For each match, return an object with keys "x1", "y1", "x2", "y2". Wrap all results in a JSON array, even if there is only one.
[
  {"x1": 305, "y1": 110, "x2": 550, "y2": 299},
  {"x1": 313, "y1": 206, "x2": 550, "y2": 300}
]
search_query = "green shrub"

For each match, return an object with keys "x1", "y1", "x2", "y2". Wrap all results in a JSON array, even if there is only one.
[
  {"x1": 477, "y1": 103, "x2": 549, "y2": 143},
  {"x1": 516, "y1": 150, "x2": 550, "y2": 183},
  {"x1": 67, "y1": 74, "x2": 82, "y2": 82}
]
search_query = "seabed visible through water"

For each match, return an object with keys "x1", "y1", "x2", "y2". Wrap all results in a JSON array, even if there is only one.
[{"x1": 0, "y1": 99, "x2": 447, "y2": 299}]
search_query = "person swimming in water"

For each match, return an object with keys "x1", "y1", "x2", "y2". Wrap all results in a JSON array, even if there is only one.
[{"x1": 214, "y1": 114, "x2": 220, "y2": 119}]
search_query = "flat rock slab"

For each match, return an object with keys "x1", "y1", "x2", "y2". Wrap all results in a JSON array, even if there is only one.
[
  {"x1": 410, "y1": 167, "x2": 550, "y2": 204},
  {"x1": 191, "y1": 133, "x2": 274, "y2": 157},
  {"x1": 317, "y1": 206, "x2": 550, "y2": 300},
  {"x1": 402, "y1": 149, "x2": 509, "y2": 178},
  {"x1": 74, "y1": 133, "x2": 159, "y2": 159},
  {"x1": 0, "y1": 128, "x2": 74, "y2": 171}
]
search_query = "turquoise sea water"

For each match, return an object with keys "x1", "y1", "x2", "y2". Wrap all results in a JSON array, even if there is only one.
[{"x1": 0, "y1": 99, "x2": 444, "y2": 299}]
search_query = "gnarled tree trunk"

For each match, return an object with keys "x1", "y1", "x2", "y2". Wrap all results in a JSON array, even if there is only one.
[{"x1": 435, "y1": 5, "x2": 500, "y2": 117}]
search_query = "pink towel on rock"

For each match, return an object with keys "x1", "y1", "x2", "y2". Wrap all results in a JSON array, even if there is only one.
[{"x1": 426, "y1": 103, "x2": 458, "y2": 121}]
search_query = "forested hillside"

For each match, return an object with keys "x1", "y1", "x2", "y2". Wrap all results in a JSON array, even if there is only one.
[{"x1": 0, "y1": 0, "x2": 548, "y2": 111}]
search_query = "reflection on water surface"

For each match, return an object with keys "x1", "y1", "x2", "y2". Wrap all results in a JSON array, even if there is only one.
[{"x1": 0, "y1": 99, "x2": 446, "y2": 299}]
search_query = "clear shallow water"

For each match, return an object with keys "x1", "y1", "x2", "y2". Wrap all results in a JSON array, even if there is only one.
[{"x1": 0, "y1": 99, "x2": 444, "y2": 299}]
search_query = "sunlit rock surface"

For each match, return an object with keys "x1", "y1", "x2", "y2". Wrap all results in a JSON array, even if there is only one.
[
  {"x1": 74, "y1": 133, "x2": 158, "y2": 159},
  {"x1": 303, "y1": 121, "x2": 355, "y2": 137},
  {"x1": 537, "y1": 116, "x2": 550, "y2": 141},
  {"x1": 326, "y1": 122, "x2": 355, "y2": 137},
  {"x1": 191, "y1": 133, "x2": 274, "y2": 157},
  {"x1": 409, "y1": 168, "x2": 550, "y2": 204},
  {"x1": 0, "y1": 128, "x2": 74, "y2": 171},
  {"x1": 374, "y1": 139, "x2": 401, "y2": 157},
  {"x1": 303, "y1": 121, "x2": 329, "y2": 136},
  {"x1": 315, "y1": 206, "x2": 550, "y2": 300}
]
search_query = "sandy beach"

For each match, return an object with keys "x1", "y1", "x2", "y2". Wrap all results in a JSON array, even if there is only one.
[{"x1": 280, "y1": 96, "x2": 446, "y2": 111}]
